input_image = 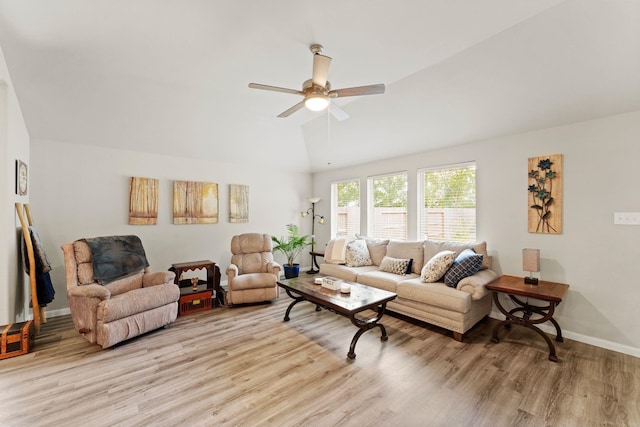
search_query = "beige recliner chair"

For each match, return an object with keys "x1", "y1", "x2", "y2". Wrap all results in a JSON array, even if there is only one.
[
  {"x1": 61, "y1": 235, "x2": 180, "y2": 348},
  {"x1": 226, "y1": 233, "x2": 281, "y2": 305}
]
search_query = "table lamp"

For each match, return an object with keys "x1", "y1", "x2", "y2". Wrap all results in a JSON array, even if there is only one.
[{"x1": 522, "y1": 248, "x2": 540, "y2": 285}]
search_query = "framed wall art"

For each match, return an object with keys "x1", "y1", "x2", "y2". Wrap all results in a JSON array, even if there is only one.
[
  {"x1": 229, "y1": 184, "x2": 249, "y2": 223},
  {"x1": 129, "y1": 177, "x2": 159, "y2": 225},
  {"x1": 15, "y1": 160, "x2": 28, "y2": 196},
  {"x1": 528, "y1": 153, "x2": 563, "y2": 234},
  {"x1": 173, "y1": 180, "x2": 219, "y2": 224}
]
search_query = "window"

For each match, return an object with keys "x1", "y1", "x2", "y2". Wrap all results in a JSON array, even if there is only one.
[
  {"x1": 368, "y1": 172, "x2": 408, "y2": 240},
  {"x1": 331, "y1": 179, "x2": 360, "y2": 237},
  {"x1": 418, "y1": 163, "x2": 476, "y2": 242}
]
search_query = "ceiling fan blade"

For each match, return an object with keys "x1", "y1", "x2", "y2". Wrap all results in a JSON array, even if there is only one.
[
  {"x1": 248, "y1": 83, "x2": 303, "y2": 96},
  {"x1": 329, "y1": 83, "x2": 385, "y2": 98},
  {"x1": 312, "y1": 54, "x2": 331, "y2": 87},
  {"x1": 330, "y1": 102, "x2": 349, "y2": 121},
  {"x1": 277, "y1": 101, "x2": 306, "y2": 118}
]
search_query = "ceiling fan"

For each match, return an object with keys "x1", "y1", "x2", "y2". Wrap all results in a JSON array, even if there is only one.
[{"x1": 248, "y1": 44, "x2": 385, "y2": 121}]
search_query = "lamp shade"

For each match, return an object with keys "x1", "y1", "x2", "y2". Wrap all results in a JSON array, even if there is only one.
[
  {"x1": 522, "y1": 248, "x2": 540, "y2": 273},
  {"x1": 304, "y1": 95, "x2": 329, "y2": 111}
]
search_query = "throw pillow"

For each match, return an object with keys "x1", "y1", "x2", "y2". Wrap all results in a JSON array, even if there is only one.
[
  {"x1": 324, "y1": 236, "x2": 353, "y2": 264},
  {"x1": 420, "y1": 250, "x2": 457, "y2": 283},
  {"x1": 378, "y1": 256, "x2": 411, "y2": 275},
  {"x1": 443, "y1": 248, "x2": 484, "y2": 288},
  {"x1": 345, "y1": 239, "x2": 372, "y2": 267},
  {"x1": 405, "y1": 258, "x2": 414, "y2": 274},
  {"x1": 355, "y1": 234, "x2": 390, "y2": 266}
]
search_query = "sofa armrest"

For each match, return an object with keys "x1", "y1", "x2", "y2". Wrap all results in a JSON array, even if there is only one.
[
  {"x1": 143, "y1": 271, "x2": 176, "y2": 287},
  {"x1": 267, "y1": 262, "x2": 281, "y2": 276},
  {"x1": 226, "y1": 264, "x2": 238, "y2": 282},
  {"x1": 457, "y1": 269, "x2": 498, "y2": 300},
  {"x1": 67, "y1": 283, "x2": 111, "y2": 300}
]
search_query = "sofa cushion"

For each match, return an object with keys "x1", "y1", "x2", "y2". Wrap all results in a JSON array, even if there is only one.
[
  {"x1": 420, "y1": 250, "x2": 456, "y2": 283},
  {"x1": 444, "y1": 249, "x2": 483, "y2": 288},
  {"x1": 319, "y1": 263, "x2": 378, "y2": 282},
  {"x1": 386, "y1": 240, "x2": 424, "y2": 274},
  {"x1": 379, "y1": 256, "x2": 411, "y2": 275},
  {"x1": 356, "y1": 234, "x2": 389, "y2": 266},
  {"x1": 357, "y1": 270, "x2": 417, "y2": 292},
  {"x1": 396, "y1": 278, "x2": 471, "y2": 313},
  {"x1": 424, "y1": 240, "x2": 491, "y2": 270},
  {"x1": 98, "y1": 283, "x2": 179, "y2": 323},
  {"x1": 345, "y1": 239, "x2": 372, "y2": 267},
  {"x1": 229, "y1": 272, "x2": 277, "y2": 290},
  {"x1": 324, "y1": 236, "x2": 354, "y2": 264}
]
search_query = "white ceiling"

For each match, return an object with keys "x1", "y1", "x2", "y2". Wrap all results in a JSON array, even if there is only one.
[{"x1": 1, "y1": 0, "x2": 639, "y2": 173}]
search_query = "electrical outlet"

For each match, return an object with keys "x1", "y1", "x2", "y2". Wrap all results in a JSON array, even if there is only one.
[{"x1": 614, "y1": 212, "x2": 640, "y2": 225}]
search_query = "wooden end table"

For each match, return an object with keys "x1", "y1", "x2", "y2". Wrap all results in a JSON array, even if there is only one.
[
  {"x1": 169, "y1": 260, "x2": 224, "y2": 306},
  {"x1": 487, "y1": 274, "x2": 569, "y2": 362},
  {"x1": 179, "y1": 284, "x2": 213, "y2": 315},
  {"x1": 306, "y1": 251, "x2": 324, "y2": 274}
]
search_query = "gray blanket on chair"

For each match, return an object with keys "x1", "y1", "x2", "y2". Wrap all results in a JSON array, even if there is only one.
[{"x1": 81, "y1": 235, "x2": 150, "y2": 284}]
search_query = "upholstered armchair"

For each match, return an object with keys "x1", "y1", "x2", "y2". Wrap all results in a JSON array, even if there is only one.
[
  {"x1": 61, "y1": 235, "x2": 180, "y2": 348},
  {"x1": 226, "y1": 233, "x2": 281, "y2": 305}
]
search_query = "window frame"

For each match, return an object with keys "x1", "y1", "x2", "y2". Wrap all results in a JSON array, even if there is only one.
[
  {"x1": 417, "y1": 161, "x2": 477, "y2": 242},
  {"x1": 330, "y1": 178, "x2": 361, "y2": 237},
  {"x1": 367, "y1": 171, "x2": 409, "y2": 240}
]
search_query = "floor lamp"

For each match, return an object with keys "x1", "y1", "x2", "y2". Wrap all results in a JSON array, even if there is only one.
[{"x1": 301, "y1": 197, "x2": 324, "y2": 274}]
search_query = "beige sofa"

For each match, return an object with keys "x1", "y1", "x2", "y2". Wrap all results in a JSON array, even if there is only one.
[{"x1": 319, "y1": 238, "x2": 497, "y2": 341}]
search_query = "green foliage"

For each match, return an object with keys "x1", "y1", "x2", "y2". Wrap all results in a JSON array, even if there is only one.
[
  {"x1": 271, "y1": 224, "x2": 310, "y2": 266},
  {"x1": 373, "y1": 174, "x2": 407, "y2": 207},
  {"x1": 337, "y1": 180, "x2": 360, "y2": 208},
  {"x1": 424, "y1": 167, "x2": 476, "y2": 208}
]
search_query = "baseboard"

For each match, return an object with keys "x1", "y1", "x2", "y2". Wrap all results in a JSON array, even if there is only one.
[
  {"x1": 44, "y1": 307, "x2": 71, "y2": 318},
  {"x1": 488, "y1": 310, "x2": 640, "y2": 358}
]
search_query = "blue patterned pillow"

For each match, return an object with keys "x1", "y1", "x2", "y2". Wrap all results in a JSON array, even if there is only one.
[{"x1": 444, "y1": 248, "x2": 483, "y2": 288}]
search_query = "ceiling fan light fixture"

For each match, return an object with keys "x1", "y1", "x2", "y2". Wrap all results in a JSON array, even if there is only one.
[{"x1": 304, "y1": 94, "x2": 330, "y2": 111}]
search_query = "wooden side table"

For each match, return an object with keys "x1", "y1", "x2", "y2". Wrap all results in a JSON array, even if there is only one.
[
  {"x1": 487, "y1": 274, "x2": 569, "y2": 362},
  {"x1": 179, "y1": 285, "x2": 213, "y2": 316},
  {"x1": 169, "y1": 260, "x2": 224, "y2": 306},
  {"x1": 307, "y1": 251, "x2": 324, "y2": 274}
]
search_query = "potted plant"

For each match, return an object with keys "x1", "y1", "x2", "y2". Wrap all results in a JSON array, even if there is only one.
[{"x1": 271, "y1": 224, "x2": 310, "y2": 279}]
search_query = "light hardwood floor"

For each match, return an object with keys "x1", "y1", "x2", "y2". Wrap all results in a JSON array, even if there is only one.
[{"x1": 1, "y1": 295, "x2": 638, "y2": 427}]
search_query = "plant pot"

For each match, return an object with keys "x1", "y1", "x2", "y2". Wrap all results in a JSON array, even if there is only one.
[{"x1": 283, "y1": 264, "x2": 300, "y2": 279}]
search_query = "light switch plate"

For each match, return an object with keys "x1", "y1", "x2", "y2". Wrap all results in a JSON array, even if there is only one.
[{"x1": 614, "y1": 212, "x2": 640, "y2": 225}]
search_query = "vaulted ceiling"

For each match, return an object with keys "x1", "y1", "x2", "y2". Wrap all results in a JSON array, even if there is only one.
[{"x1": 1, "y1": 1, "x2": 639, "y2": 173}]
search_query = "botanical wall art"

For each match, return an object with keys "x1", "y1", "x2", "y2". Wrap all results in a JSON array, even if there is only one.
[
  {"x1": 129, "y1": 177, "x2": 159, "y2": 225},
  {"x1": 173, "y1": 180, "x2": 219, "y2": 224},
  {"x1": 229, "y1": 184, "x2": 249, "y2": 223},
  {"x1": 528, "y1": 153, "x2": 563, "y2": 234}
]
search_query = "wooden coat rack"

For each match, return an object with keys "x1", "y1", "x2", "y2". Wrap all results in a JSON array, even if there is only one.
[{"x1": 15, "y1": 203, "x2": 44, "y2": 332}]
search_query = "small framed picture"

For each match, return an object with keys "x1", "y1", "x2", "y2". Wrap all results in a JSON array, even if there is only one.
[{"x1": 16, "y1": 160, "x2": 28, "y2": 196}]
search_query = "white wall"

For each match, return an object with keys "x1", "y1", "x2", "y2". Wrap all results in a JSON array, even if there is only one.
[
  {"x1": 29, "y1": 139, "x2": 313, "y2": 314},
  {"x1": 0, "y1": 45, "x2": 30, "y2": 325},
  {"x1": 312, "y1": 110, "x2": 640, "y2": 357}
]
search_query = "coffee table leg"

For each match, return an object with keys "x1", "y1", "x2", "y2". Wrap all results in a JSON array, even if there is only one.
[
  {"x1": 347, "y1": 304, "x2": 389, "y2": 359},
  {"x1": 283, "y1": 289, "x2": 305, "y2": 322}
]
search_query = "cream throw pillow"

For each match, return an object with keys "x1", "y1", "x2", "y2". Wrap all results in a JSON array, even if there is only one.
[
  {"x1": 345, "y1": 239, "x2": 372, "y2": 267},
  {"x1": 421, "y1": 250, "x2": 457, "y2": 283},
  {"x1": 378, "y1": 256, "x2": 411, "y2": 275},
  {"x1": 324, "y1": 236, "x2": 354, "y2": 264}
]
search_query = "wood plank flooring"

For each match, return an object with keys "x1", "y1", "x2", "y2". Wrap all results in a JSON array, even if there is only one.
[{"x1": 0, "y1": 295, "x2": 638, "y2": 427}]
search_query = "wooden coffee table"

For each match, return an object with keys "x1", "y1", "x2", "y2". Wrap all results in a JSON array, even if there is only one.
[{"x1": 277, "y1": 275, "x2": 397, "y2": 359}]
